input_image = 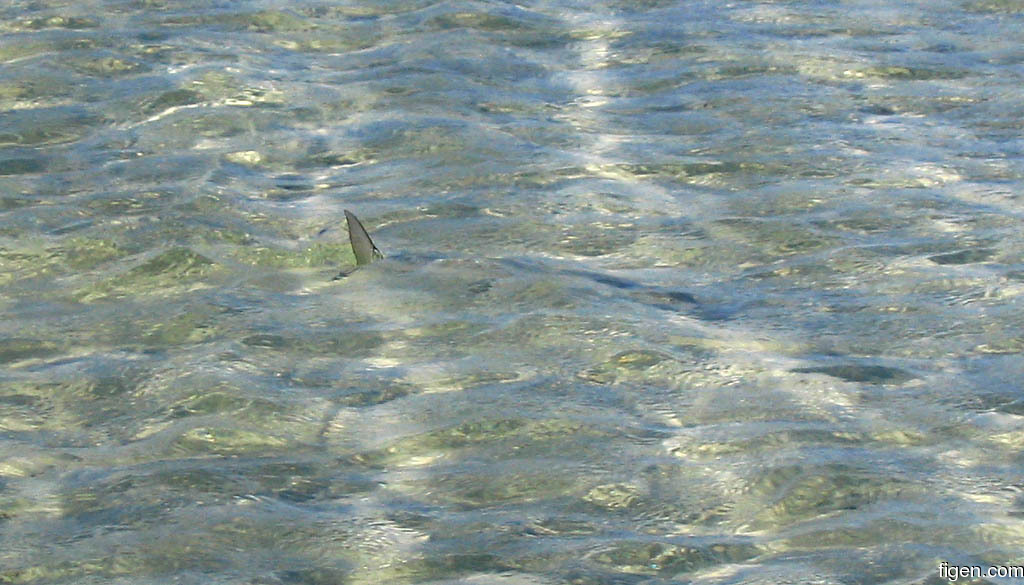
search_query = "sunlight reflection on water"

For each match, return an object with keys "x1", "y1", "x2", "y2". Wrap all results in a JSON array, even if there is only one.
[{"x1": 1, "y1": 0, "x2": 1023, "y2": 583}]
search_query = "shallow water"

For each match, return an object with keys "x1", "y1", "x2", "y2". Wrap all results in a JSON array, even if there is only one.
[{"x1": 2, "y1": 0, "x2": 1024, "y2": 583}]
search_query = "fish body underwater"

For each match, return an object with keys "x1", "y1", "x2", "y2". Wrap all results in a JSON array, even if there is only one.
[{"x1": 333, "y1": 211, "x2": 707, "y2": 316}]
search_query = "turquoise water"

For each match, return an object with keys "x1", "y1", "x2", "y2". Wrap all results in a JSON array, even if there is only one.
[{"x1": 2, "y1": 0, "x2": 1024, "y2": 583}]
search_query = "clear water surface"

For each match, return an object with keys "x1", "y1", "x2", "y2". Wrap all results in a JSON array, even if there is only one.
[{"x1": 2, "y1": 0, "x2": 1024, "y2": 583}]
